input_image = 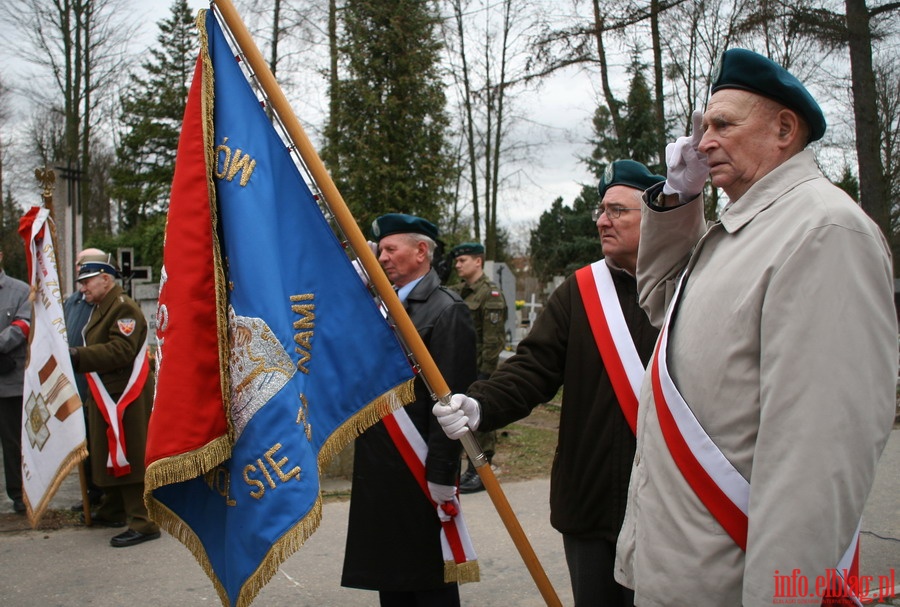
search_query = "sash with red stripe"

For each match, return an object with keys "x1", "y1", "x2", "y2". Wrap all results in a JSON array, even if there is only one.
[
  {"x1": 575, "y1": 261, "x2": 644, "y2": 434},
  {"x1": 652, "y1": 275, "x2": 861, "y2": 604},
  {"x1": 86, "y1": 340, "x2": 150, "y2": 477},
  {"x1": 382, "y1": 409, "x2": 480, "y2": 584}
]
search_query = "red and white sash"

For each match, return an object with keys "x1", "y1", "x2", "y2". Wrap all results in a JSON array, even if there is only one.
[
  {"x1": 382, "y1": 408, "x2": 480, "y2": 584},
  {"x1": 86, "y1": 340, "x2": 150, "y2": 477},
  {"x1": 575, "y1": 261, "x2": 644, "y2": 434},
  {"x1": 652, "y1": 275, "x2": 861, "y2": 604}
]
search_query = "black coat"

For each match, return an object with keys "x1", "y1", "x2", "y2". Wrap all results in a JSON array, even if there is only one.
[
  {"x1": 342, "y1": 269, "x2": 477, "y2": 592},
  {"x1": 469, "y1": 264, "x2": 658, "y2": 541}
]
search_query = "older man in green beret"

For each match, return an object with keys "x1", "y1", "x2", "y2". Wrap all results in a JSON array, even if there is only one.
[
  {"x1": 448, "y1": 241, "x2": 507, "y2": 494},
  {"x1": 435, "y1": 160, "x2": 664, "y2": 606},
  {"x1": 342, "y1": 213, "x2": 477, "y2": 607},
  {"x1": 615, "y1": 48, "x2": 897, "y2": 606}
]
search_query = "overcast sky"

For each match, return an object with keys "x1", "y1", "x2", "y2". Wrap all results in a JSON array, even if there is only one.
[{"x1": 136, "y1": 0, "x2": 601, "y2": 232}]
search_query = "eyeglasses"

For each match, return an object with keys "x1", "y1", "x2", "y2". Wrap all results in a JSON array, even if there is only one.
[{"x1": 591, "y1": 205, "x2": 642, "y2": 221}]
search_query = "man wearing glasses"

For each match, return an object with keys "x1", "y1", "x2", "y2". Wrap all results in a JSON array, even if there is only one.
[{"x1": 434, "y1": 160, "x2": 663, "y2": 606}]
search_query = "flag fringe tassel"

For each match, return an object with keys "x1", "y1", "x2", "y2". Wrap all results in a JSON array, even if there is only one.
[
  {"x1": 318, "y1": 377, "x2": 416, "y2": 467},
  {"x1": 235, "y1": 379, "x2": 415, "y2": 607},
  {"x1": 27, "y1": 442, "x2": 88, "y2": 528},
  {"x1": 445, "y1": 559, "x2": 481, "y2": 585},
  {"x1": 143, "y1": 380, "x2": 415, "y2": 607},
  {"x1": 144, "y1": 434, "x2": 232, "y2": 493}
]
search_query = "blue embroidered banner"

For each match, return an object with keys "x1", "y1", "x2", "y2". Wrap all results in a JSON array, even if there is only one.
[{"x1": 146, "y1": 10, "x2": 415, "y2": 607}]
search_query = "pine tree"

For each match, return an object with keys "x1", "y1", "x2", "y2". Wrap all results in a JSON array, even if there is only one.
[
  {"x1": 584, "y1": 58, "x2": 662, "y2": 178},
  {"x1": 323, "y1": 0, "x2": 455, "y2": 230},
  {"x1": 111, "y1": 0, "x2": 196, "y2": 230},
  {"x1": 529, "y1": 186, "x2": 603, "y2": 283}
]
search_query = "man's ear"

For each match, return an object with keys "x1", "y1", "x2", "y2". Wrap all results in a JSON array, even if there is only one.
[
  {"x1": 416, "y1": 240, "x2": 429, "y2": 260},
  {"x1": 776, "y1": 109, "x2": 805, "y2": 150}
]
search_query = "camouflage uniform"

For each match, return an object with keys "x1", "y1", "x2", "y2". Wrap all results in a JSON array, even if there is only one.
[{"x1": 450, "y1": 273, "x2": 507, "y2": 474}]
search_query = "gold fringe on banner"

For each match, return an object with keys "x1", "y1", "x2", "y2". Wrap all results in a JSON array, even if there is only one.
[
  {"x1": 27, "y1": 442, "x2": 88, "y2": 528},
  {"x1": 235, "y1": 379, "x2": 416, "y2": 607},
  {"x1": 445, "y1": 559, "x2": 481, "y2": 585},
  {"x1": 318, "y1": 377, "x2": 416, "y2": 466}
]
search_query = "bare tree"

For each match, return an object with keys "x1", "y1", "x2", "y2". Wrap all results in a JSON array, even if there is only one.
[
  {"x1": 442, "y1": 0, "x2": 541, "y2": 258},
  {"x1": 237, "y1": 0, "x2": 329, "y2": 125},
  {"x1": 2, "y1": 0, "x2": 134, "y2": 238}
]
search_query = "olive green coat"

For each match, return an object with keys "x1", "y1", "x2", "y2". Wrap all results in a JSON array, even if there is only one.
[
  {"x1": 450, "y1": 273, "x2": 507, "y2": 378},
  {"x1": 72, "y1": 284, "x2": 154, "y2": 486}
]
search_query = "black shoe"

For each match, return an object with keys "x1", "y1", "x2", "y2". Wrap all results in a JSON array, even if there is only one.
[
  {"x1": 459, "y1": 470, "x2": 485, "y2": 494},
  {"x1": 12, "y1": 499, "x2": 26, "y2": 514},
  {"x1": 80, "y1": 513, "x2": 126, "y2": 528},
  {"x1": 110, "y1": 529, "x2": 161, "y2": 548},
  {"x1": 459, "y1": 467, "x2": 477, "y2": 485}
]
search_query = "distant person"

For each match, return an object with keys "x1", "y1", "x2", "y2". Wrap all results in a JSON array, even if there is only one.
[
  {"x1": 0, "y1": 249, "x2": 31, "y2": 514},
  {"x1": 448, "y1": 242, "x2": 507, "y2": 494},
  {"x1": 69, "y1": 251, "x2": 159, "y2": 547},
  {"x1": 434, "y1": 161, "x2": 664, "y2": 606},
  {"x1": 615, "y1": 48, "x2": 897, "y2": 606},
  {"x1": 63, "y1": 247, "x2": 105, "y2": 510},
  {"x1": 342, "y1": 213, "x2": 477, "y2": 607}
]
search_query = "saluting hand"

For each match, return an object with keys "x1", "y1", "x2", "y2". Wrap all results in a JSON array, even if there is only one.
[{"x1": 662, "y1": 109, "x2": 709, "y2": 202}]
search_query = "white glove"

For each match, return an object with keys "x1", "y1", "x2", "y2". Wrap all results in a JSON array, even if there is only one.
[
  {"x1": 662, "y1": 109, "x2": 709, "y2": 201},
  {"x1": 432, "y1": 394, "x2": 481, "y2": 440},
  {"x1": 428, "y1": 481, "x2": 457, "y2": 504}
]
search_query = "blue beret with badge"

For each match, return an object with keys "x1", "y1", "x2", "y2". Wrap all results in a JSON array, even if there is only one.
[
  {"x1": 371, "y1": 213, "x2": 439, "y2": 242},
  {"x1": 711, "y1": 48, "x2": 826, "y2": 143},
  {"x1": 450, "y1": 242, "x2": 485, "y2": 259},
  {"x1": 598, "y1": 159, "x2": 666, "y2": 199}
]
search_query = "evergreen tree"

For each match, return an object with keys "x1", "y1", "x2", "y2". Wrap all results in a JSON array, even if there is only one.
[
  {"x1": 111, "y1": 0, "x2": 195, "y2": 229},
  {"x1": 0, "y1": 188, "x2": 26, "y2": 280},
  {"x1": 323, "y1": 0, "x2": 455, "y2": 230},
  {"x1": 529, "y1": 186, "x2": 602, "y2": 283},
  {"x1": 584, "y1": 58, "x2": 662, "y2": 178}
]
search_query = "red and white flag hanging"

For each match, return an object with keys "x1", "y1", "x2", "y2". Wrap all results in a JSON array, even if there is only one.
[{"x1": 19, "y1": 206, "x2": 86, "y2": 527}]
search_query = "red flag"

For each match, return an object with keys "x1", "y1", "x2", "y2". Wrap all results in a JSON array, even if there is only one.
[{"x1": 145, "y1": 55, "x2": 230, "y2": 475}]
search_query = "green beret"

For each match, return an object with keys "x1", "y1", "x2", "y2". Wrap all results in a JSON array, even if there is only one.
[
  {"x1": 598, "y1": 159, "x2": 665, "y2": 199},
  {"x1": 371, "y1": 213, "x2": 439, "y2": 242},
  {"x1": 450, "y1": 242, "x2": 484, "y2": 258},
  {"x1": 711, "y1": 48, "x2": 826, "y2": 143}
]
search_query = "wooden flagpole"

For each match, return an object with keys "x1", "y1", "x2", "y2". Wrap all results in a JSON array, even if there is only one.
[{"x1": 211, "y1": 1, "x2": 561, "y2": 604}]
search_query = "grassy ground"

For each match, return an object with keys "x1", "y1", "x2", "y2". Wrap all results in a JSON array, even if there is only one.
[{"x1": 488, "y1": 403, "x2": 560, "y2": 483}]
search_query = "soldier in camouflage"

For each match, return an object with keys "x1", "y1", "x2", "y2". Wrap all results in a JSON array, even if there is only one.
[{"x1": 449, "y1": 242, "x2": 507, "y2": 494}]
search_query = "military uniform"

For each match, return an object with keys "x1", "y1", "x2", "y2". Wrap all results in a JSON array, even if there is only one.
[
  {"x1": 450, "y1": 273, "x2": 507, "y2": 379},
  {"x1": 449, "y1": 244, "x2": 507, "y2": 494},
  {"x1": 72, "y1": 283, "x2": 158, "y2": 537}
]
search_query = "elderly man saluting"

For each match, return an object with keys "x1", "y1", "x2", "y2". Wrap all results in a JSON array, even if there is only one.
[{"x1": 614, "y1": 49, "x2": 897, "y2": 606}]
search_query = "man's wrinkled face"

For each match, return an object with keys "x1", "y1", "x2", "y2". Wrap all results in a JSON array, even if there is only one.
[
  {"x1": 596, "y1": 185, "x2": 643, "y2": 274},
  {"x1": 78, "y1": 274, "x2": 112, "y2": 304},
  {"x1": 377, "y1": 234, "x2": 427, "y2": 287},
  {"x1": 698, "y1": 89, "x2": 783, "y2": 201}
]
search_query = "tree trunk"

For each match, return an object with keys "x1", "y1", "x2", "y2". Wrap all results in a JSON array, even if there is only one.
[
  {"x1": 592, "y1": 0, "x2": 623, "y2": 139},
  {"x1": 453, "y1": 0, "x2": 480, "y2": 243},
  {"x1": 650, "y1": 0, "x2": 665, "y2": 166},
  {"x1": 845, "y1": 0, "x2": 891, "y2": 248}
]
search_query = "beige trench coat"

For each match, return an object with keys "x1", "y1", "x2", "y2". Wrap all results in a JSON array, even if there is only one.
[{"x1": 616, "y1": 150, "x2": 897, "y2": 606}]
